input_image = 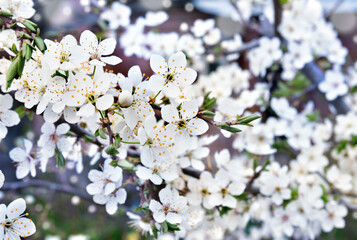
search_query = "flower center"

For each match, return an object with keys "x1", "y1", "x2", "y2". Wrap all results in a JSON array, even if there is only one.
[{"x1": 165, "y1": 73, "x2": 175, "y2": 82}]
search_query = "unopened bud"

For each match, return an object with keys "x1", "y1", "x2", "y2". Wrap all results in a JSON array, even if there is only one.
[{"x1": 119, "y1": 90, "x2": 133, "y2": 107}]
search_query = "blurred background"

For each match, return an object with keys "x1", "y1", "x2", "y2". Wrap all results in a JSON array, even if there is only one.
[{"x1": 2, "y1": 0, "x2": 357, "y2": 239}]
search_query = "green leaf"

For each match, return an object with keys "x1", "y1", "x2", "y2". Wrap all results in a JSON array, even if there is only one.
[
  {"x1": 336, "y1": 140, "x2": 348, "y2": 154},
  {"x1": 11, "y1": 43, "x2": 18, "y2": 54},
  {"x1": 279, "y1": 0, "x2": 289, "y2": 4},
  {"x1": 55, "y1": 147, "x2": 66, "y2": 167},
  {"x1": 106, "y1": 145, "x2": 119, "y2": 155},
  {"x1": 203, "y1": 97, "x2": 216, "y2": 110},
  {"x1": 219, "y1": 207, "x2": 232, "y2": 216},
  {"x1": 0, "y1": 10, "x2": 13, "y2": 17},
  {"x1": 97, "y1": 128, "x2": 107, "y2": 139},
  {"x1": 22, "y1": 20, "x2": 36, "y2": 32},
  {"x1": 161, "y1": 221, "x2": 168, "y2": 232},
  {"x1": 320, "y1": 184, "x2": 329, "y2": 203},
  {"x1": 350, "y1": 85, "x2": 357, "y2": 94},
  {"x1": 200, "y1": 110, "x2": 215, "y2": 118},
  {"x1": 17, "y1": 55, "x2": 25, "y2": 76},
  {"x1": 34, "y1": 36, "x2": 47, "y2": 52},
  {"x1": 166, "y1": 222, "x2": 181, "y2": 232},
  {"x1": 237, "y1": 114, "x2": 261, "y2": 125},
  {"x1": 114, "y1": 134, "x2": 121, "y2": 148},
  {"x1": 219, "y1": 124, "x2": 241, "y2": 133},
  {"x1": 6, "y1": 56, "x2": 20, "y2": 89},
  {"x1": 18, "y1": 32, "x2": 33, "y2": 40},
  {"x1": 306, "y1": 110, "x2": 320, "y2": 122},
  {"x1": 117, "y1": 159, "x2": 136, "y2": 172},
  {"x1": 22, "y1": 43, "x2": 32, "y2": 61},
  {"x1": 253, "y1": 158, "x2": 259, "y2": 171},
  {"x1": 15, "y1": 106, "x2": 26, "y2": 118}
]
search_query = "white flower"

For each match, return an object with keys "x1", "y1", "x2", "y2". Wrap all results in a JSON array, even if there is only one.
[
  {"x1": 0, "y1": 170, "x2": 4, "y2": 188},
  {"x1": 271, "y1": 97, "x2": 297, "y2": 120},
  {"x1": 86, "y1": 159, "x2": 127, "y2": 215},
  {"x1": 258, "y1": 162, "x2": 291, "y2": 205},
  {"x1": 118, "y1": 65, "x2": 154, "y2": 129},
  {"x1": 320, "y1": 201, "x2": 348, "y2": 232},
  {"x1": 191, "y1": 19, "x2": 215, "y2": 38},
  {"x1": 79, "y1": 30, "x2": 122, "y2": 66},
  {"x1": 143, "y1": 11, "x2": 168, "y2": 27},
  {"x1": 186, "y1": 171, "x2": 216, "y2": 209},
  {"x1": 148, "y1": 51, "x2": 197, "y2": 97},
  {"x1": 0, "y1": 0, "x2": 35, "y2": 19},
  {"x1": 38, "y1": 122, "x2": 72, "y2": 158},
  {"x1": 0, "y1": 198, "x2": 36, "y2": 239},
  {"x1": 9, "y1": 139, "x2": 38, "y2": 179},
  {"x1": 318, "y1": 69, "x2": 348, "y2": 101},
  {"x1": 161, "y1": 101, "x2": 209, "y2": 152},
  {"x1": 0, "y1": 94, "x2": 20, "y2": 140},
  {"x1": 136, "y1": 157, "x2": 178, "y2": 185},
  {"x1": 326, "y1": 165, "x2": 352, "y2": 192},
  {"x1": 100, "y1": 2, "x2": 131, "y2": 30},
  {"x1": 149, "y1": 187, "x2": 187, "y2": 224},
  {"x1": 208, "y1": 170, "x2": 245, "y2": 208},
  {"x1": 137, "y1": 115, "x2": 173, "y2": 164}
]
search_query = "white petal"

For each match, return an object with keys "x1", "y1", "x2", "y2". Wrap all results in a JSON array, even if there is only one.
[
  {"x1": 12, "y1": 217, "x2": 36, "y2": 237},
  {"x1": 123, "y1": 108, "x2": 138, "y2": 130},
  {"x1": 105, "y1": 199, "x2": 118, "y2": 215},
  {"x1": 98, "y1": 38, "x2": 117, "y2": 55},
  {"x1": 77, "y1": 103, "x2": 95, "y2": 117},
  {"x1": 166, "y1": 212, "x2": 182, "y2": 224},
  {"x1": 181, "y1": 101, "x2": 198, "y2": 120},
  {"x1": 80, "y1": 30, "x2": 98, "y2": 53},
  {"x1": 161, "y1": 105, "x2": 179, "y2": 124},
  {"x1": 41, "y1": 122, "x2": 55, "y2": 134},
  {"x1": 9, "y1": 148, "x2": 27, "y2": 162},
  {"x1": 0, "y1": 110, "x2": 20, "y2": 127},
  {"x1": 150, "y1": 54, "x2": 168, "y2": 74},
  {"x1": 0, "y1": 122, "x2": 8, "y2": 139},
  {"x1": 104, "y1": 182, "x2": 116, "y2": 195},
  {"x1": 56, "y1": 123, "x2": 70, "y2": 135},
  {"x1": 115, "y1": 189, "x2": 127, "y2": 204},
  {"x1": 187, "y1": 118, "x2": 209, "y2": 135},
  {"x1": 163, "y1": 83, "x2": 180, "y2": 98},
  {"x1": 96, "y1": 94, "x2": 114, "y2": 111},
  {"x1": 168, "y1": 51, "x2": 187, "y2": 71},
  {"x1": 6, "y1": 198, "x2": 26, "y2": 219},
  {"x1": 101, "y1": 56, "x2": 122, "y2": 65}
]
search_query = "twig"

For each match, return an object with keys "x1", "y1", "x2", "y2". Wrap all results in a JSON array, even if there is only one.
[
  {"x1": 301, "y1": 63, "x2": 349, "y2": 114},
  {"x1": 315, "y1": 171, "x2": 357, "y2": 211},
  {"x1": 325, "y1": 0, "x2": 345, "y2": 19},
  {"x1": 2, "y1": 179, "x2": 92, "y2": 201},
  {"x1": 273, "y1": 0, "x2": 283, "y2": 39}
]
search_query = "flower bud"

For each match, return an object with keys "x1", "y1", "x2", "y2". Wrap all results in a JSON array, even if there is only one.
[{"x1": 119, "y1": 90, "x2": 133, "y2": 107}]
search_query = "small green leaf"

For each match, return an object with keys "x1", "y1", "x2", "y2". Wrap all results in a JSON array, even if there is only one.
[
  {"x1": 6, "y1": 56, "x2": 20, "y2": 89},
  {"x1": 11, "y1": 43, "x2": 18, "y2": 54},
  {"x1": 18, "y1": 32, "x2": 33, "y2": 40},
  {"x1": 97, "y1": 128, "x2": 107, "y2": 139},
  {"x1": 253, "y1": 158, "x2": 259, "y2": 171},
  {"x1": 0, "y1": 10, "x2": 13, "y2": 17},
  {"x1": 237, "y1": 114, "x2": 261, "y2": 125},
  {"x1": 219, "y1": 207, "x2": 232, "y2": 216},
  {"x1": 34, "y1": 36, "x2": 47, "y2": 52},
  {"x1": 219, "y1": 124, "x2": 241, "y2": 133},
  {"x1": 22, "y1": 20, "x2": 36, "y2": 32},
  {"x1": 114, "y1": 134, "x2": 121, "y2": 148},
  {"x1": 166, "y1": 222, "x2": 181, "y2": 232},
  {"x1": 15, "y1": 106, "x2": 26, "y2": 118},
  {"x1": 117, "y1": 159, "x2": 136, "y2": 172},
  {"x1": 55, "y1": 147, "x2": 66, "y2": 167},
  {"x1": 106, "y1": 145, "x2": 119, "y2": 155}
]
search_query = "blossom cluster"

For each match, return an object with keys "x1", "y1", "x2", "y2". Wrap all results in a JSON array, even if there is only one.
[{"x1": 0, "y1": 0, "x2": 357, "y2": 239}]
